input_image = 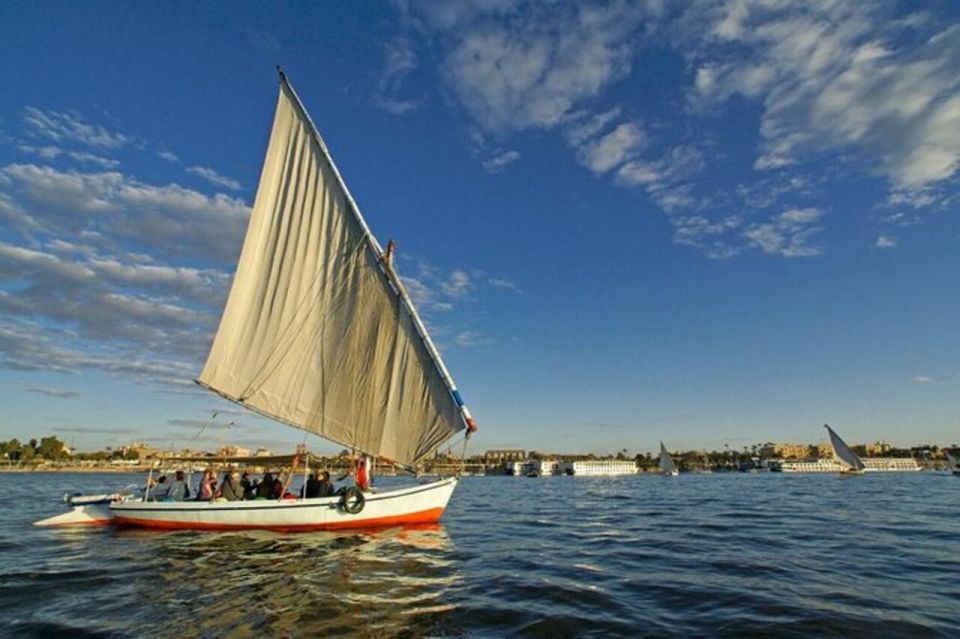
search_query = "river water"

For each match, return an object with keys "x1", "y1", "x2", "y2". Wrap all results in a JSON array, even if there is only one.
[{"x1": 0, "y1": 472, "x2": 957, "y2": 637}]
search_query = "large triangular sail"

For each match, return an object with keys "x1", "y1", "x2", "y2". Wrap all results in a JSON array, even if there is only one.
[
  {"x1": 659, "y1": 442, "x2": 677, "y2": 474},
  {"x1": 198, "y1": 72, "x2": 475, "y2": 466},
  {"x1": 824, "y1": 424, "x2": 865, "y2": 472}
]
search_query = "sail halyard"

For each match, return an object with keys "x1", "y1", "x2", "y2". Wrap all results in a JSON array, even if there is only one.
[{"x1": 197, "y1": 71, "x2": 475, "y2": 465}]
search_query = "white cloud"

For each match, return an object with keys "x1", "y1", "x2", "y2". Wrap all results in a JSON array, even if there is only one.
[
  {"x1": 1, "y1": 163, "x2": 250, "y2": 264},
  {"x1": 23, "y1": 106, "x2": 128, "y2": 149},
  {"x1": 374, "y1": 37, "x2": 420, "y2": 115},
  {"x1": 24, "y1": 386, "x2": 80, "y2": 399},
  {"x1": 488, "y1": 277, "x2": 518, "y2": 291},
  {"x1": 437, "y1": 4, "x2": 645, "y2": 132},
  {"x1": 18, "y1": 144, "x2": 120, "y2": 168},
  {"x1": 683, "y1": 4, "x2": 960, "y2": 190},
  {"x1": 873, "y1": 235, "x2": 897, "y2": 249},
  {"x1": 157, "y1": 150, "x2": 179, "y2": 162},
  {"x1": 481, "y1": 149, "x2": 521, "y2": 173},
  {"x1": 577, "y1": 122, "x2": 647, "y2": 175},
  {"x1": 909, "y1": 375, "x2": 932, "y2": 384},
  {"x1": 743, "y1": 207, "x2": 825, "y2": 257},
  {"x1": 441, "y1": 269, "x2": 471, "y2": 298},
  {"x1": 565, "y1": 107, "x2": 622, "y2": 147},
  {"x1": 454, "y1": 330, "x2": 489, "y2": 347},
  {"x1": 186, "y1": 165, "x2": 242, "y2": 191},
  {"x1": 671, "y1": 215, "x2": 742, "y2": 259}
]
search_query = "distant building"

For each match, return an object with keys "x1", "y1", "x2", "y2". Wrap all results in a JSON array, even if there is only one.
[
  {"x1": 121, "y1": 441, "x2": 157, "y2": 461},
  {"x1": 218, "y1": 445, "x2": 251, "y2": 458},
  {"x1": 772, "y1": 443, "x2": 816, "y2": 459},
  {"x1": 254, "y1": 448, "x2": 272, "y2": 457},
  {"x1": 866, "y1": 441, "x2": 892, "y2": 456},
  {"x1": 484, "y1": 449, "x2": 526, "y2": 462}
]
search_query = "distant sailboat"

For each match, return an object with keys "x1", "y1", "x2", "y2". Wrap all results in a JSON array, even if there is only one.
[
  {"x1": 824, "y1": 424, "x2": 865, "y2": 474},
  {"x1": 659, "y1": 442, "x2": 678, "y2": 476},
  {"x1": 945, "y1": 449, "x2": 960, "y2": 476}
]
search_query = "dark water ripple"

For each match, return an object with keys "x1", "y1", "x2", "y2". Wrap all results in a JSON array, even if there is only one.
[{"x1": 0, "y1": 472, "x2": 957, "y2": 637}]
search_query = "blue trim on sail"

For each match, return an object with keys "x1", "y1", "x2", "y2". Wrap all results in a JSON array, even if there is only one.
[{"x1": 452, "y1": 390, "x2": 465, "y2": 407}]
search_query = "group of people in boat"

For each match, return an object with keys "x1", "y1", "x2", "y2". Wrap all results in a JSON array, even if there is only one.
[{"x1": 147, "y1": 468, "x2": 346, "y2": 502}]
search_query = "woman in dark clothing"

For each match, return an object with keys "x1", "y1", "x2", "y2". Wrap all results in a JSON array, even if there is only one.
[
  {"x1": 240, "y1": 472, "x2": 256, "y2": 500},
  {"x1": 270, "y1": 474, "x2": 284, "y2": 499},
  {"x1": 218, "y1": 471, "x2": 243, "y2": 501},
  {"x1": 256, "y1": 473, "x2": 274, "y2": 499}
]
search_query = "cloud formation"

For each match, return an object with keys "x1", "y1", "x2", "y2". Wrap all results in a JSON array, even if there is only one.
[
  {"x1": 397, "y1": 1, "x2": 960, "y2": 258},
  {"x1": 23, "y1": 106, "x2": 129, "y2": 149},
  {"x1": 187, "y1": 165, "x2": 242, "y2": 191}
]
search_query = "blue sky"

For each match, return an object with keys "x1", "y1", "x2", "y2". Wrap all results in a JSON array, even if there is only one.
[{"x1": 1, "y1": 1, "x2": 958, "y2": 455}]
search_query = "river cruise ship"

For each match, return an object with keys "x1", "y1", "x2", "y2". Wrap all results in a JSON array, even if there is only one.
[
  {"x1": 559, "y1": 460, "x2": 637, "y2": 476},
  {"x1": 776, "y1": 458, "x2": 922, "y2": 473}
]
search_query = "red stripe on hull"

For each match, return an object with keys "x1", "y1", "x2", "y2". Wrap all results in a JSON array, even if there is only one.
[{"x1": 111, "y1": 506, "x2": 446, "y2": 532}]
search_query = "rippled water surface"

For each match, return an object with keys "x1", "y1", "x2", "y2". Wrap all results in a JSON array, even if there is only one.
[{"x1": 1, "y1": 472, "x2": 957, "y2": 637}]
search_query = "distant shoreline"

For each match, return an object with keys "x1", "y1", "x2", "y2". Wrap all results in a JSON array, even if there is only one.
[{"x1": 0, "y1": 466, "x2": 151, "y2": 473}]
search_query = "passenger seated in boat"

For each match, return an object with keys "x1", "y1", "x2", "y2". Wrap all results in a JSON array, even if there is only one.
[
  {"x1": 317, "y1": 470, "x2": 335, "y2": 497},
  {"x1": 217, "y1": 471, "x2": 243, "y2": 501},
  {"x1": 168, "y1": 470, "x2": 190, "y2": 501},
  {"x1": 270, "y1": 473, "x2": 284, "y2": 499},
  {"x1": 302, "y1": 470, "x2": 322, "y2": 498},
  {"x1": 256, "y1": 473, "x2": 274, "y2": 499},
  {"x1": 240, "y1": 472, "x2": 256, "y2": 500},
  {"x1": 196, "y1": 469, "x2": 216, "y2": 501},
  {"x1": 151, "y1": 475, "x2": 170, "y2": 501}
]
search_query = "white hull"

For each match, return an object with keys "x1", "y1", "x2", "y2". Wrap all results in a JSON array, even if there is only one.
[
  {"x1": 34, "y1": 503, "x2": 115, "y2": 527},
  {"x1": 107, "y1": 478, "x2": 457, "y2": 532}
]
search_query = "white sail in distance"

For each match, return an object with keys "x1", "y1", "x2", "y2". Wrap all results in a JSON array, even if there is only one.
[
  {"x1": 199, "y1": 73, "x2": 475, "y2": 466},
  {"x1": 945, "y1": 449, "x2": 959, "y2": 471},
  {"x1": 824, "y1": 424, "x2": 865, "y2": 471},
  {"x1": 659, "y1": 442, "x2": 677, "y2": 474}
]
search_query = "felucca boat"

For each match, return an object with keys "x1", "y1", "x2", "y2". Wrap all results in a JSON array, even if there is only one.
[
  {"x1": 824, "y1": 424, "x2": 865, "y2": 474},
  {"x1": 658, "y1": 442, "x2": 678, "y2": 476},
  {"x1": 35, "y1": 70, "x2": 477, "y2": 531},
  {"x1": 945, "y1": 449, "x2": 960, "y2": 476}
]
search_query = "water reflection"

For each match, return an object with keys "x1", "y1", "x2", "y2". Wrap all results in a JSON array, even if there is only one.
[{"x1": 113, "y1": 524, "x2": 460, "y2": 637}]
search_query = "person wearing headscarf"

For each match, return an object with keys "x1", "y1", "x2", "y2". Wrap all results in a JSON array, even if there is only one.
[{"x1": 218, "y1": 471, "x2": 243, "y2": 501}]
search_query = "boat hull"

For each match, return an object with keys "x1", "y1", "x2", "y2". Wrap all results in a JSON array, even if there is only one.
[
  {"x1": 108, "y1": 478, "x2": 457, "y2": 532},
  {"x1": 34, "y1": 504, "x2": 114, "y2": 527}
]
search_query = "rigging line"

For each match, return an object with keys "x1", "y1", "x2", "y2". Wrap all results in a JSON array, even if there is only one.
[
  {"x1": 188, "y1": 412, "x2": 219, "y2": 445},
  {"x1": 237, "y1": 236, "x2": 367, "y2": 400}
]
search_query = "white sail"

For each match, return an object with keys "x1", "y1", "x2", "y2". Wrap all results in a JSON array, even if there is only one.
[
  {"x1": 659, "y1": 442, "x2": 677, "y2": 475},
  {"x1": 945, "y1": 449, "x2": 959, "y2": 470},
  {"x1": 824, "y1": 424, "x2": 865, "y2": 471},
  {"x1": 199, "y1": 74, "x2": 473, "y2": 465}
]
